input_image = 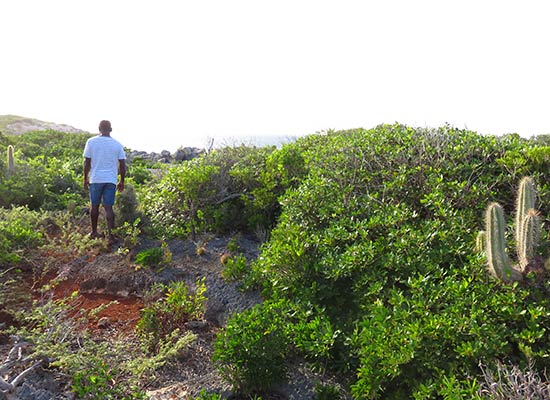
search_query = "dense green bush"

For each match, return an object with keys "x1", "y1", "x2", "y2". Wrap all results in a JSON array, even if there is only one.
[
  {"x1": 0, "y1": 206, "x2": 45, "y2": 266},
  {"x1": 214, "y1": 124, "x2": 550, "y2": 398},
  {"x1": 213, "y1": 299, "x2": 291, "y2": 394},
  {"x1": 134, "y1": 244, "x2": 172, "y2": 268},
  {"x1": 140, "y1": 144, "x2": 306, "y2": 239},
  {"x1": 0, "y1": 138, "x2": 86, "y2": 210},
  {"x1": 7, "y1": 125, "x2": 550, "y2": 398}
]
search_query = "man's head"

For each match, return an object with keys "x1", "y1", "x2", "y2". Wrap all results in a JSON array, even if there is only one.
[{"x1": 99, "y1": 120, "x2": 112, "y2": 135}]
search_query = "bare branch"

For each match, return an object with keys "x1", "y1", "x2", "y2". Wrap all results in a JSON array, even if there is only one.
[{"x1": 10, "y1": 359, "x2": 43, "y2": 389}]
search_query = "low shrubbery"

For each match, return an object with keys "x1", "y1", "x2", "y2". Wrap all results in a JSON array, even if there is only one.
[
  {"x1": 6, "y1": 125, "x2": 550, "y2": 397},
  {"x1": 136, "y1": 279, "x2": 206, "y2": 352},
  {"x1": 0, "y1": 206, "x2": 45, "y2": 266},
  {"x1": 214, "y1": 125, "x2": 550, "y2": 398}
]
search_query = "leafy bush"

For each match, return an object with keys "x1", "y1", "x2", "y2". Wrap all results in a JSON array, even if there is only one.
[
  {"x1": 221, "y1": 254, "x2": 249, "y2": 282},
  {"x1": 213, "y1": 300, "x2": 291, "y2": 394},
  {"x1": 193, "y1": 390, "x2": 223, "y2": 400},
  {"x1": 140, "y1": 144, "x2": 304, "y2": 239},
  {"x1": 134, "y1": 243, "x2": 171, "y2": 267},
  {"x1": 0, "y1": 206, "x2": 45, "y2": 266},
  {"x1": 137, "y1": 279, "x2": 207, "y2": 352},
  {"x1": 140, "y1": 159, "x2": 220, "y2": 238},
  {"x1": 115, "y1": 182, "x2": 140, "y2": 225},
  {"x1": 214, "y1": 125, "x2": 550, "y2": 398}
]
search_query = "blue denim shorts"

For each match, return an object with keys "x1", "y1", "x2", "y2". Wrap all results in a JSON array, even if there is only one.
[{"x1": 89, "y1": 183, "x2": 116, "y2": 206}]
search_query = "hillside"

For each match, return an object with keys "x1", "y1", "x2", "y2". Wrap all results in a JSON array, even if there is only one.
[
  {"x1": 3, "y1": 124, "x2": 550, "y2": 399},
  {"x1": 0, "y1": 115, "x2": 87, "y2": 136}
]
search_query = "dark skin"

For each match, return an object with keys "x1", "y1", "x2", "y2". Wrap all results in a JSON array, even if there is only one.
[{"x1": 83, "y1": 127, "x2": 126, "y2": 238}]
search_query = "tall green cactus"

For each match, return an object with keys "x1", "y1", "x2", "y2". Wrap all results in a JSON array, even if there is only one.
[
  {"x1": 515, "y1": 176, "x2": 536, "y2": 260},
  {"x1": 482, "y1": 176, "x2": 542, "y2": 282},
  {"x1": 6, "y1": 144, "x2": 15, "y2": 177},
  {"x1": 517, "y1": 209, "x2": 540, "y2": 270},
  {"x1": 485, "y1": 203, "x2": 521, "y2": 282}
]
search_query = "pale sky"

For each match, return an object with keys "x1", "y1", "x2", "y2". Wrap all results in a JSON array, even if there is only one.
[{"x1": 2, "y1": 1, "x2": 550, "y2": 152}]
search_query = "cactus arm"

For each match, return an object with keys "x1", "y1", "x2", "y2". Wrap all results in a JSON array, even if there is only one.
[
  {"x1": 485, "y1": 202, "x2": 521, "y2": 282},
  {"x1": 475, "y1": 231, "x2": 486, "y2": 253},
  {"x1": 517, "y1": 209, "x2": 541, "y2": 271},
  {"x1": 515, "y1": 176, "x2": 536, "y2": 253}
]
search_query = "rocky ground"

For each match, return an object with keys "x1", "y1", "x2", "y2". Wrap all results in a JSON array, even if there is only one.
[{"x1": 0, "y1": 232, "x2": 350, "y2": 400}]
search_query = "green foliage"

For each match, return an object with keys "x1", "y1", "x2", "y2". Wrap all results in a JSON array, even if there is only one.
[
  {"x1": 72, "y1": 359, "x2": 147, "y2": 400},
  {"x1": 134, "y1": 244, "x2": 171, "y2": 267},
  {"x1": 314, "y1": 383, "x2": 343, "y2": 400},
  {"x1": 0, "y1": 151, "x2": 85, "y2": 210},
  {"x1": 214, "y1": 125, "x2": 550, "y2": 398},
  {"x1": 136, "y1": 278, "x2": 206, "y2": 352},
  {"x1": 221, "y1": 254, "x2": 250, "y2": 282},
  {"x1": 6, "y1": 295, "x2": 149, "y2": 399},
  {"x1": 483, "y1": 177, "x2": 546, "y2": 282},
  {"x1": 0, "y1": 206, "x2": 44, "y2": 266},
  {"x1": 141, "y1": 159, "x2": 220, "y2": 238},
  {"x1": 127, "y1": 157, "x2": 155, "y2": 185},
  {"x1": 141, "y1": 144, "x2": 304, "y2": 239},
  {"x1": 193, "y1": 389, "x2": 223, "y2": 400},
  {"x1": 10, "y1": 124, "x2": 550, "y2": 397},
  {"x1": 114, "y1": 218, "x2": 141, "y2": 251},
  {"x1": 115, "y1": 182, "x2": 140, "y2": 225},
  {"x1": 213, "y1": 300, "x2": 291, "y2": 394}
]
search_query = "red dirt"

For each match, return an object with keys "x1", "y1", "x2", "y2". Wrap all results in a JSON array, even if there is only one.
[{"x1": 37, "y1": 272, "x2": 144, "y2": 335}]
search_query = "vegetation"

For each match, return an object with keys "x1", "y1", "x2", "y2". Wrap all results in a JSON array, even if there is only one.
[{"x1": 4, "y1": 124, "x2": 550, "y2": 398}]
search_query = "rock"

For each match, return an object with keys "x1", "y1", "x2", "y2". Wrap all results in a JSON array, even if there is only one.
[
  {"x1": 126, "y1": 147, "x2": 204, "y2": 165},
  {"x1": 57, "y1": 253, "x2": 155, "y2": 298}
]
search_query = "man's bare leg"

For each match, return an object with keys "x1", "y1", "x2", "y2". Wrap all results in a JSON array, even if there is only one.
[
  {"x1": 104, "y1": 205, "x2": 115, "y2": 242},
  {"x1": 90, "y1": 205, "x2": 100, "y2": 238}
]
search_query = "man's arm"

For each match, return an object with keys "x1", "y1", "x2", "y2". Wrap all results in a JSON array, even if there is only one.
[
  {"x1": 117, "y1": 159, "x2": 126, "y2": 192},
  {"x1": 83, "y1": 158, "x2": 91, "y2": 188}
]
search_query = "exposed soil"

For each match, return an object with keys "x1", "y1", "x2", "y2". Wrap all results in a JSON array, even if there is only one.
[{"x1": 0, "y1": 233, "x2": 349, "y2": 400}]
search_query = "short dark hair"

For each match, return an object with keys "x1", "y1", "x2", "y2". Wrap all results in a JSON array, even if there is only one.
[{"x1": 99, "y1": 120, "x2": 112, "y2": 133}]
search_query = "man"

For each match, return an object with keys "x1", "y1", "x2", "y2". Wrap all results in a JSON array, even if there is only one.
[{"x1": 83, "y1": 120, "x2": 126, "y2": 241}]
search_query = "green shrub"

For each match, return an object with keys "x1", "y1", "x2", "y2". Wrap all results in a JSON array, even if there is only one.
[
  {"x1": 315, "y1": 383, "x2": 342, "y2": 400},
  {"x1": 137, "y1": 279, "x2": 207, "y2": 352},
  {"x1": 140, "y1": 144, "x2": 300, "y2": 239},
  {"x1": 213, "y1": 300, "x2": 290, "y2": 394},
  {"x1": 241, "y1": 125, "x2": 550, "y2": 398},
  {"x1": 134, "y1": 244, "x2": 171, "y2": 268},
  {"x1": 193, "y1": 390, "x2": 223, "y2": 400},
  {"x1": 115, "y1": 182, "x2": 140, "y2": 225},
  {"x1": 0, "y1": 206, "x2": 44, "y2": 266},
  {"x1": 221, "y1": 254, "x2": 249, "y2": 282}
]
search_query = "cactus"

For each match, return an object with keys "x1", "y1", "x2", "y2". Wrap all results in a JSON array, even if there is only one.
[
  {"x1": 485, "y1": 203, "x2": 521, "y2": 281},
  {"x1": 6, "y1": 145, "x2": 15, "y2": 176},
  {"x1": 475, "y1": 231, "x2": 486, "y2": 253},
  {"x1": 482, "y1": 176, "x2": 543, "y2": 283},
  {"x1": 515, "y1": 176, "x2": 536, "y2": 258},
  {"x1": 517, "y1": 209, "x2": 540, "y2": 270}
]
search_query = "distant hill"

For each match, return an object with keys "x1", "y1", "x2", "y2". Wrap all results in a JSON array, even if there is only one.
[{"x1": 0, "y1": 115, "x2": 88, "y2": 135}]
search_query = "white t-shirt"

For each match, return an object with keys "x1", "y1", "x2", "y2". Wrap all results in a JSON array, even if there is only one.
[{"x1": 83, "y1": 136, "x2": 126, "y2": 184}]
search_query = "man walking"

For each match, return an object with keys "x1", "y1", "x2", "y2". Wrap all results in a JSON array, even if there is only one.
[{"x1": 83, "y1": 120, "x2": 126, "y2": 242}]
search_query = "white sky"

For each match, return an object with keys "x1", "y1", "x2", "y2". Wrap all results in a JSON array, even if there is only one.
[{"x1": 2, "y1": 0, "x2": 550, "y2": 152}]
